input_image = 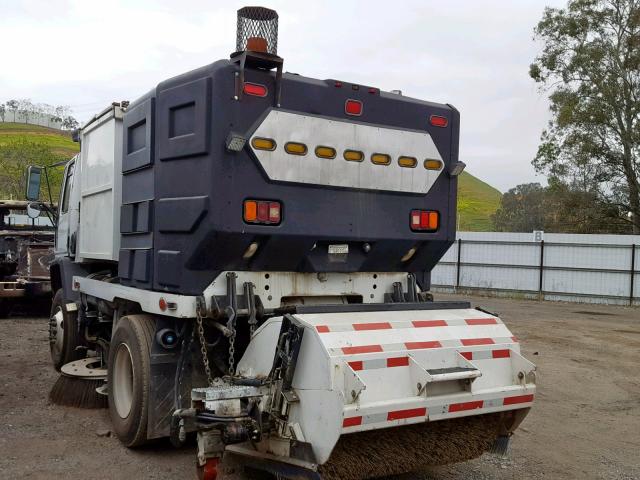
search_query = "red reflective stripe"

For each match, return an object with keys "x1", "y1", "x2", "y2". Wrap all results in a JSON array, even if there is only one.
[
  {"x1": 492, "y1": 349, "x2": 511, "y2": 359},
  {"x1": 461, "y1": 338, "x2": 495, "y2": 346},
  {"x1": 353, "y1": 322, "x2": 392, "y2": 331},
  {"x1": 405, "y1": 341, "x2": 442, "y2": 350},
  {"x1": 387, "y1": 356, "x2": 410, "y2": 368},
  {"x1": 460, "y1": 351, "x2": 473, "y2": 360},
  {"x1": 387, "y1": 407, "x2": 427, "y2": 421},
  {"x1": 348, "y1": 361, "x2": 363, "y2": 371},
  {"x1": 316, "y1": 325, "x2": 330, "y2": 333},
  {"x1": 449, "y1": 400, "x2": 483, "y2": 413},
  {"x1": 343, "y1": 416, "x2": 362, "y2": 427},
  {"x1": 503, "y1": 394, "x2": 534, "y2": 406},
  {"x1": 342, "y1": 345, "x2": 383, "y2": 355},
  {"x1": 465, "y1": 318, "x2": 497, "y2": 325},
  {"x1": 412, "y1": 320, "x2": 448, "y2": 328}
]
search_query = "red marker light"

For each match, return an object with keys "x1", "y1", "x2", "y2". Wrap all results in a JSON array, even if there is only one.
[
  {"x1": 243, "y1": 82, "x2": 268, "y2": 97},
  {"x1": 430, "y1": 115, "x2": 448, "y2": 128},
  {"x1": 159, "y1": 298, "x2": 168, "y2": 311},
  {"x1": 345, "y1": 99, "x2": 363, "y2": 116}
]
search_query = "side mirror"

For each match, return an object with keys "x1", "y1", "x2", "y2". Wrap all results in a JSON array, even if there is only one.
[
  {"x1": 25, "y1": 166, "x2": 43, "y2": 201},
  {"x1": 27, "y1": 203, "x2": 42, "y2": 219}
]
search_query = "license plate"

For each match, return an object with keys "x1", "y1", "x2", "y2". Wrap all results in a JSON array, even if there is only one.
[{"x1": 328, "y1": 244, "x2": 349, "y2": 255}]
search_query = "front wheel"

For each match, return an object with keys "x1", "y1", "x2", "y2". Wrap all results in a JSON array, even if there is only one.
[
  {"x1": 108, "y1": 314, "x2": 155, "y2": 447},
  {"x1": 49, "y1": 289, "x2": 82, "y2": 370}
]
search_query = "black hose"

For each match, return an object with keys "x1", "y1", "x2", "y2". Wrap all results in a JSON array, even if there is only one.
[{"x1": 196, "y1": 413, "x2": 250, "y2": 423}]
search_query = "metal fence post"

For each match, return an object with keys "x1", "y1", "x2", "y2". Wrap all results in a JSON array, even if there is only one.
[
  {"x1": 538, "y1": 240, "x2": 545, "y2": 301},
  {"x1": 456, "y1": 238, "x2": 463, "y2": 290},
  {"x1": 631, "y1": 244, "x2": 636, "y2": 307}
]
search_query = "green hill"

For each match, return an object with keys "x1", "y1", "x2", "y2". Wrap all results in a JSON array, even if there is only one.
[
  {"x1": 0, "y1": 123, "x2": 502, "y2": 230},
  {"x1": 0, "y1": 123, "x2": 79, "y2": 201},
  {"x1": 0, "y1": 122, "x2": 79, "y2": 157},
  {"x1": 457, "y1": 171, "x2": 502, "y2": 231}
]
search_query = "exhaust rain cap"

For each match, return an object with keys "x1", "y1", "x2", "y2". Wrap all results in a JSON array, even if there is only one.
[{"x1": 236, "y1": 6, "x2": 279, "y2": 56}]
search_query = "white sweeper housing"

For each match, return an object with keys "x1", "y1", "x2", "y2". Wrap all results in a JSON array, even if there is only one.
[{"x1": 197, "y1": 307, "x2": 536, "y2": 473}]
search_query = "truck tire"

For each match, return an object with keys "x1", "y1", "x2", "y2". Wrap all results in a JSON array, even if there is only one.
[
  {"x1": 49, "y1": 289, "x2": 82, "y2": 371},
  {"x1": 108, "y1": 314, "x2": 155, "y2": 447}
]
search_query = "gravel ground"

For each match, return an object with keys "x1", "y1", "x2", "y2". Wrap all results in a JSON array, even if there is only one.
[{"x1": 1, "y1": 294, "x2": 639, "y2": 480}]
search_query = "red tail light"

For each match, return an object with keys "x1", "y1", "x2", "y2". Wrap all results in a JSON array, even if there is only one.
[
  {"x1": 257, "y1": 202, "x2": 269, "y2": 222},
  {"x1": 410, "y1": 210, "x2": 439, "y2": 231},
  {"x1": 244, "y1": 82, "x2": 268, "y2": 97},
  {"x1": 430, "y1": 115, "x2": 448, "y2": 128},
  {"x1": 345, "y1": 99, "x2": 363, "y2": 116},
  {"x1": 244, "y1": 200, "x2": 281, "y2": 225}
]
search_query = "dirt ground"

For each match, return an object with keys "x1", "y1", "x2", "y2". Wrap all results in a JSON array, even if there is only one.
[{"x1": 1, "y1": 294, "x2": 638, "y2": 480}]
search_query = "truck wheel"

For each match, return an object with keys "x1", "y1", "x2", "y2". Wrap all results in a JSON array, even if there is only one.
[
  {"x1": 108, "y1": 314, "x2": 155, "y2": 447},
  {"x1": 49, "y1": 289, "x2": 82, "y2": 371}
]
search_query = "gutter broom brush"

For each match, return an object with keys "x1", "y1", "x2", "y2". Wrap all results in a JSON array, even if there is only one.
[{"x1": 49, "y1": 357, "x2": 108, "y2": 409}]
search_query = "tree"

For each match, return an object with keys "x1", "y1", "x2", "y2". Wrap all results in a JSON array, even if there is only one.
[
  {"x1": 6, "y1": 99, "x2": 18, "y2": 112},
  {"x1": 530, "y1": 0, "x2": 640, "y2": 233},
  {"x1": 492, "y1": 183, "x2": 547, "y2": 232},
  {"x1": 62, "y1": 115, "x2": 79, "y2": 130},
  {"x1": 17, "y1": 99, "x2": 34, "y2": 124},
  {"x1": 492, "y1": 180, "x2": 632, "y2": 233},
  {"x1": 0, "y1": 103, "x2": 5, "y2": 122}
]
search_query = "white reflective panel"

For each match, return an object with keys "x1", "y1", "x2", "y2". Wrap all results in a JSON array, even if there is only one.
[{"x1": 250, "y1": 110, "x2": 444, "y2": 194}]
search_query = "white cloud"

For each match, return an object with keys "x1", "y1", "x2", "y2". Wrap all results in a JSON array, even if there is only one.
[{"x1": 0, "y1": 0, "x2": 566, "y2": 190}]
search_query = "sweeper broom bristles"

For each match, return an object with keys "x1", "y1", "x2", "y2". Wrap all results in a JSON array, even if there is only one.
[
  {"x1": 49, "y1": 358, "x2": 108, "y2": 409},
  {"x1": 317, "y1": 413, "x2": 503, "y2": 480}
]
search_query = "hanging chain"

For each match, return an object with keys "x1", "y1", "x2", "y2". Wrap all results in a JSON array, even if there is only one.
[
  {"x1": 228, "y1": 321, "x2": 236, "y2": 376},
  {"x1": 196, "y1": 303, "x2": 217, "y2": 387}
]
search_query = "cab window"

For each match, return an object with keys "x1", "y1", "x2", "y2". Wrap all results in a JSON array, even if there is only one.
[{"x1": 61, "y1": 163, "x2": 75, "y2": 214}]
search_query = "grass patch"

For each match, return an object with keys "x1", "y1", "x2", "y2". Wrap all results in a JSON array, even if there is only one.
[
  {"x1": 457, "y1": 171, "x2": 502, "y2": 231},
  {"x1": 0, "y1": 123, "x2": 79, "y2": 157}
]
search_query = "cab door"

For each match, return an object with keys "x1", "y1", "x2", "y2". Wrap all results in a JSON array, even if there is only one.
[{"x1": 55, "y1": 159, "x2": 76, "y2": 257}]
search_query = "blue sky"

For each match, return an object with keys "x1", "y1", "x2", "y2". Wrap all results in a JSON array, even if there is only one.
[{"x1": 1, "y1": 0, "x2": 568, "y2": 191}]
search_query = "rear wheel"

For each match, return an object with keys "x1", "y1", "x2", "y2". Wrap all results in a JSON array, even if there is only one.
[
  {"x1": 108, "y1": 314, "x2": 155, "y2": 447},
  {"x1": 49, "y1": 289, "x2": 82, "y2": 370}
]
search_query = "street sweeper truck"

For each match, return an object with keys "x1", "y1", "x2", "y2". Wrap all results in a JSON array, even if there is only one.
[{"x1": 25, "y1": 7, "x2": 536, "y2": 479}]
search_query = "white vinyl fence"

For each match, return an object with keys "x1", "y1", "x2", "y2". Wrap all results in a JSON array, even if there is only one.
[{"x1": 432, "y1": 232, "x2": 640, "y2": 306}]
